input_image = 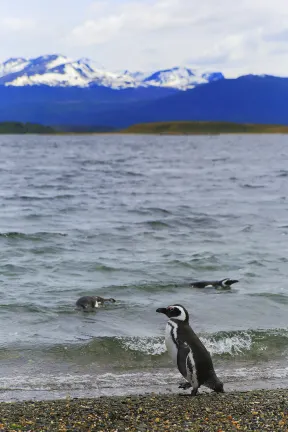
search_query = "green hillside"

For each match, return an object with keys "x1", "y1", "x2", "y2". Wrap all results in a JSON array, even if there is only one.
[
  {"x1": 0, "y1": 122, "x2": 55, "y2": 134},
  {"x1": 121, "y1": 121, "x2": 288, "y2": 135}
]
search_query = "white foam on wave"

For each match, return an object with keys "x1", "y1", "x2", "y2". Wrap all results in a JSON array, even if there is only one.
[
  {"x1": 0, "y1": 370, "x2": 179, "y2": 391},
  {"x1": 116, "y1": 336, "x2": 167, "y2": 355},
  {"x1": 1, "y1": 365, "x2": 288, "y2": 395},
  {"x1": 221, "y1": 365, "x2": 288, "y2": 381},
  {"x1": 201, "y1": 332, "x2": 252, "y2": 356},
  {"x1": 116, "y1": 332, "x2": 253, "y2": 357}
]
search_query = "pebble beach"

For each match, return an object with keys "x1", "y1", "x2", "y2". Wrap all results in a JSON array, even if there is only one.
[{"x1": 0, "y1": 389, "x2": 287, "y2": 431}]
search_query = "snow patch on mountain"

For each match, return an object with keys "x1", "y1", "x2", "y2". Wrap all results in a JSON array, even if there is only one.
[
  {"x1": 143, "y1": 67, "x2": 205, "y2": 90},
  {"x1": 143, "y1": 67, "x2": 225, "y2": 90},
  {"x1": 0, "y1": 58, "x2": 29, "y2": 77},
  {"x1": 0, "y1": 55, "x2": 225, "y2": 90},
  {"x1": 44, "y1": 55, "x2": 71, "y2": 70}
]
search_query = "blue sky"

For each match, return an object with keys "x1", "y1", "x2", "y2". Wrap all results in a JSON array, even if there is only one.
[{"x1": 1, "y1": 0, "x2": 288, "y2": 76}]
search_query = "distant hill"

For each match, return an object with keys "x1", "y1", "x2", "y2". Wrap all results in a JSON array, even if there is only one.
[
  {"x1": 92, "y1": 75, "x2": 288, "y2": 128},
  {"x1": 0, "y1": 122, "x2": 55, "y2": 134},
  {"x1": 122, "y1": 121, "x2": 288, "y2": 135},
  {"x1": 1, "y1": 58, "x2": 288, "y2": 128},
  {"x1": 2, "y1": 120, "x2": 288, "y2": 135},
  {"x1": 54, "y1": 124, "x2": 116, "y2": 133},
  {"x1": 0, "y1": 85, "x2": 177, "y2": 126}
]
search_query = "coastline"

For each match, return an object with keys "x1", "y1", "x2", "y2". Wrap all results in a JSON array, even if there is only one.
[
  {"x1": 1, "y1": 364, "x2": 288, "y2": 404},
  {"x1": 120, "y1": 121, "x2": 288, "y2": 135},
  {"x1": 0, "y1": 389, "x2": 287, "y2": 431},
  {"x1": 3, "y1": 120, "x2": 288, "y2": 135}
]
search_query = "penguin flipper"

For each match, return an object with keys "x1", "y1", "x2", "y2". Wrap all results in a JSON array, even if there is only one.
[
  {"x1": 177, "y1": 341, "x2": 200, "y2": 396},
  {"x1": 177, "y1": 341, "x2": 191, "y2": 380}
]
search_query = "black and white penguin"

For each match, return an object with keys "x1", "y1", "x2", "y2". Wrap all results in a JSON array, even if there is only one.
[
  {"x1": 156, "y1": 304, "x2": 224, "y2": 396},
  {"x1": 76, "y1": 296, "x2": 116, "y2": 310},
  {"x1": 190, "y1": 278, "x2": 238, "y2": 289}
]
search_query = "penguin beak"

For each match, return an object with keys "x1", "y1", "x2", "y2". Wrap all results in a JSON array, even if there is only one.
[
  {"x1": 228, "y1": 279, "x2": 239, "y2": 286},
  {"x1": 156, "y1": 307, "x2": 167, "y2": 314}
]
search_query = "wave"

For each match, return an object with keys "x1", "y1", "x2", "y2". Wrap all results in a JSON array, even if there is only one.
[
  {"x1": 128, "y1": 207, "x2": 172, "y2": 217},
  {"x1": 0, "y1": 231, "x2": 67, "y2": 240},
  {"x1": 122, "y1": 170, "x2": 145, "y2": 177},
  {"x1": 145, "y1": 220, "x2": 171, "y2": 229},
  {"x1": 100, "y1": 281, "x2": 187, "y2": 293},
  {"x1": 248, "y1": 293, "x2": 288, "y2": 305},
  {"x1": 277, "y1": 170, "x2": 288, "y2": 177},
  {"x1": 134, "y1": 214, "x2": 220, "y2": 230},
  {"x1": 1, "y1": 365, "x2": 288, "y2": 402},
  {"x1": 93, "y1": 264, "x2": 119, "y2": 272},
  {"x1": 116, "y1": 329, "x2": 288, "y2": 360},
  {"x1": 4, "y1": 328, "x2": 285, "y2": 368},
  {"x1": 4, "y1": 194, "x2": 76, "y2": 201},
  {"x1": 241, "y1": 183, "x2": 265, "y2": 189}
]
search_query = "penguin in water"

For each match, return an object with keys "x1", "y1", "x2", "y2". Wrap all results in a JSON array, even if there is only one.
[
  {"x1": 190, "y1": 278, "x2": 238, "y2": 289},
  {"x1": 76, "y1": 296, "x2": 116, "y2": 311},
  {"x1": 156, "y1": 304, "x2": 224, "y2": 396}
]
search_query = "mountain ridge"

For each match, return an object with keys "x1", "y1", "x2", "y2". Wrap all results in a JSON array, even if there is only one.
[
  {"x1": 0, "y1": 55, "x2": 288, "y2": 128},
  {"x1": 0, "y1": 54, "x2": 224, "y2": 90}
]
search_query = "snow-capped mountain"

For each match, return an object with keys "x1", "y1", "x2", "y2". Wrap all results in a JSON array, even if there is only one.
[
  {"x1": 0, "y1": 54, "x2": 224, "y2": 90},
  {"x1": 142, "y1": 68, "x2": 224, "y2": 90},
  {"x1": 0, "y1": 55, "x2": 137, "y2": 89}
]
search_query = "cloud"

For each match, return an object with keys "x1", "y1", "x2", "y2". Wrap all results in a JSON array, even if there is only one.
[
  {"x1": 2, "y1": 0, "x2": 288, "y2": 76},
  {"x1": 69, "y1": 0, "x2": 203, "y2": 46},
  {"x1": 71, "y1": 15, "x2": 124, "y2": 45},
  {"x1": 63, "y1": 0, "x2": 288, "y2": 75},
  {"x1": 264, "y1": 29, "x2": 288, "y2": 43},
  {"x1": 1, "y1": 17, "x2": 35, "y2": 32}
]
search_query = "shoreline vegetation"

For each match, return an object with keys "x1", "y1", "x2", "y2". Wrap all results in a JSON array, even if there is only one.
[
  {"x1": 121, "y1": 121, "x2": 288, "y2": 135},
  {"x1": 0, "y1": 122, "x2": 55, "y2": 134},
  {"x1": 2, "y1": 121, "x2": 288, "y2": 135},
  {"x1": 0, "y1": 389, "x2": 287, "y2": 431}
]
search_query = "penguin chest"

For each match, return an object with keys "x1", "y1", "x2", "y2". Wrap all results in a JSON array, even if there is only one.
[{"x1": 165, "y1": 321, "x2": 179, "y2": 365}]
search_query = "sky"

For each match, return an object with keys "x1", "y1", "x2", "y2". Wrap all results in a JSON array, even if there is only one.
[{"x1": 1, "y1": 0, "x2": 288, "y2": 76}]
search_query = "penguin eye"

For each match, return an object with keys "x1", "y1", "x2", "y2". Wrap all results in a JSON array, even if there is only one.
[{"x1": 167, "y1": 306, "x2": 174, "y2": 310}]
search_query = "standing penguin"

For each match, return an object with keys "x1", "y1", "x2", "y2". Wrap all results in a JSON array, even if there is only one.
[{"x1": 156, "y1": 304, "x2": 224, "y2": 396}]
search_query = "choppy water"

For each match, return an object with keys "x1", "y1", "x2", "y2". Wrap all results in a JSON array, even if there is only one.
[{"x1": 0, "y1": 134, "x2": 288, "y2": 401}]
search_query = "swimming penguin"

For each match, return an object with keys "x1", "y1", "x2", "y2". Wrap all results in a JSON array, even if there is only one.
[
  {"x1": 76, "y1": 296, "x2": 116, "y2": 310},
  {"x1": 156, "y1": 304, "x2": 224, "y2": 396},
  {"x1": 190, "y1": 278, "x2": 238, "y2": 289}
]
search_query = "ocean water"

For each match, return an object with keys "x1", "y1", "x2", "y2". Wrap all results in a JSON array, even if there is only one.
[{"x1": 0, "y1": 134, "x2": 288, "y2": 401}]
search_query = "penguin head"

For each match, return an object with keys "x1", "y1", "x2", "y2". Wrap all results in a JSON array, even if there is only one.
[
  {"x1": 220, "y1": 278, "x2": 239, "y2": 288},
  {"x1": 156, "y1": 304, "x2": 189, "y2": 322},
  {"x1": 108, "y1": 298, "x2": 116, "y2": 303},
  {"x1": 94, "y1": 296, "x2": 116, "y2": 303}
]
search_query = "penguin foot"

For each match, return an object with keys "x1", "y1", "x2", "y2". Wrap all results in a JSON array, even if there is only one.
[
  {"x1": 215, "y1": 388, "x2": 225, "y2": 394},
  {"x1": 191, "y1": 388, "x2": 199, "y2": 397},
  {"x1": 178, "y1": 382, "x2": 192, "y2": 390},
  {"x1": 179, "y1": 393, "x2": 193, "y2": 397},
  {"x1": 214, "y1": 383, "x2": 225, "y2": 393}
]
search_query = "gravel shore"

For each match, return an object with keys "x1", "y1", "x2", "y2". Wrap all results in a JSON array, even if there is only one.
[{"x1": 0, "y1": 389, "x2": 287, "y2": 431}]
